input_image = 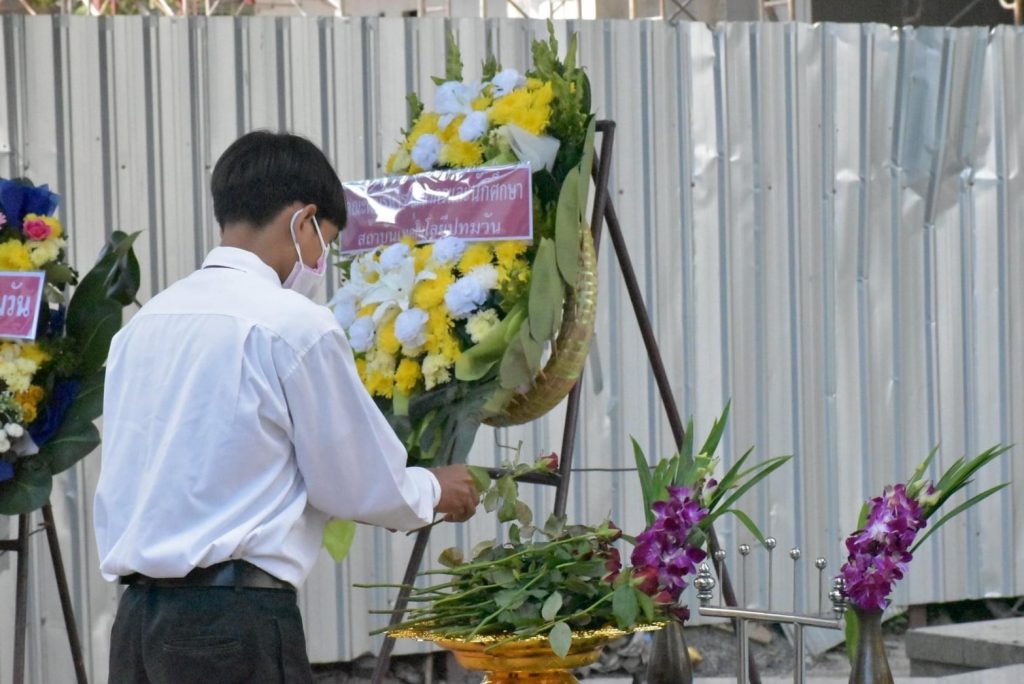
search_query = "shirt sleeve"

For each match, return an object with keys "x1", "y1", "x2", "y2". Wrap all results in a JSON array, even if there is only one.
[{"x1": 281, "y1": 328, "x2": 440, "y2": 530}]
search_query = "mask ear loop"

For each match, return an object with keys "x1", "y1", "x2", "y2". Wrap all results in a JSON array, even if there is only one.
[
  {"x1": 288, "y1": 208, "x2": 306, "y2": 265},
  {"x1": 310, "y1": 215, "x2": 328, "y2": 258}
]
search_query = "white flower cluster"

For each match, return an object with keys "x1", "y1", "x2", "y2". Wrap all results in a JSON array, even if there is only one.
[{"x1": 0, "y1": 422, "x2": 24, "y2": 453}]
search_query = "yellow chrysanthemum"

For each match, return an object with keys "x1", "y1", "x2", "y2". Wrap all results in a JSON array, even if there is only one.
[
  {"x1": 424, "y1": 307, "x2": 460, "y2": 360},
  {"x1": 411, "y1": 268, "x2": 454, "y2": 310},
  {"x1": 29, "y1": 239, "x2": 63, "y2": 268},
  {"x1": 439, "y1": 115, "x2": 464, "y2": 144},
  {"x1": 358, "y1": 305, "x2": 376, "y2": 318},
  {"x1": 15, "y1": 385, "x2": 44, "y2": 424},
  {"x1": 526, "y1": 77, "x2": 544, "y2": 91},
  {"x1": 395, "y1": 358, "x2": 422, "y2": 394},
  {"x1": 377, "y1": 317, "x2": 401, "y2": 356},
  {"x1": 472, "y1": 95, "x2": 492, "y2": 111},
  {"x1": 355, "y1": 358, "x2": 368, "y2": 383},
  {"x1": 364, "y1": 350, "x2": 397, "y2": 398},
  {"x1": 413, "y1": 244, "x2": 433, "y2": 271},
  {"x1": 440, "y1": 139, "x2": 484, "y2": 168},
  {"x1": 489, "y1": 82, "x2": 554, "y2": 135},
  {"x1": 0, "y1": 240, "x2": 32, "y2": 271},
  {"x1": 387, "y1": 147, "x2": 412, "y2": 174},
  {"x1": 407, "y1": 112, "x2": 441, "y2": 146},
  {"x1": 458, "y1": 243, "x2": 492, "y2": 274},
  {"x1": 400, "y1": 236, "x2": 417, "y2": 248},
  {"x1": 494, "y1": 241, "x2": 528, "y2": 269},
  {"x1": 20, "y1": 343, "x2": 50, "y2": 366}
]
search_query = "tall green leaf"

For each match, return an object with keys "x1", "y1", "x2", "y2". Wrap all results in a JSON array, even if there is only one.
[
  {"x1": 554, "y1": 167, "x2": 581, "y2": 284},
  {"x1": 548, "y1": 621, "x2": 572, "y2": 658},
  {"x1": 632, "y1": 438, "x2": 655, "y2": 525},
  {"x1": 0, "y1": 462, "x2": 53, "y2": 515},
  {"x1": 910, "y1": 484, "x2": 1009, "y2": 553}
]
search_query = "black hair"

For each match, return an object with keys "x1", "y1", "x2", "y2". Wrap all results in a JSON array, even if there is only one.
[{"x1": 210, "y1": 131, "x2": 346, "y2": 230}]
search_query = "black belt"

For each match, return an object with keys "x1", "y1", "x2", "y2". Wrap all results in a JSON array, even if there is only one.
[{"x1": 120, "y1": 560, "x2": 294, "y2": 592}]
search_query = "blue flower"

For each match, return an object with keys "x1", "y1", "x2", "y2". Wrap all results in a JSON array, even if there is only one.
[
  {"x1": 0, "y1": 459, "x2": 13, "y2": 482},
  {"x1": 0, "y1": 178, "x2": 60, "y2": 228},
  {"x1": 29, "y1": 379, "x2": 80, "y2": 447}
]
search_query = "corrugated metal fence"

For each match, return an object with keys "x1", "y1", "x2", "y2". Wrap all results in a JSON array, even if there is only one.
[{"x1": 0, "y1": 16, "x2": 1022, "y2": 684}]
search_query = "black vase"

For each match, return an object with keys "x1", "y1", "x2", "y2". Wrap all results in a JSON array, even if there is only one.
[
  {"x1": 646, "y1": 620, "x2": 693, "y2": 684},
  {"x1": 849, "y1": 608, "x2": 894, "y2": 684}
]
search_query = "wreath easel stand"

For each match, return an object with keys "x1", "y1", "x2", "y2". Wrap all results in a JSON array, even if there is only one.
[
  {"x1": 371, "y1": 120, "x2": 761, "y2": 684},
  {"x1": 1, "y1": 502, "x2": 88, "y2": 684}
]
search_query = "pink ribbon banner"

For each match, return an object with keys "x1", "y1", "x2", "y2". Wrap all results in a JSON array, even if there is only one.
[
  {"x1": 341, "y1": 163, "x2": 533, "y2": 255},
  {"x1": 0, "y1": 271, "x2": 45, "y2": 340}
]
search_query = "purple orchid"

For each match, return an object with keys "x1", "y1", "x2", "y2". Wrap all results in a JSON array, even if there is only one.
[
  {"x1": 630, "y1": 486, "x2": 708, "y2": 620},
  {"x1": 840, "y1": 484, "x2": 927, "y2": 611}
]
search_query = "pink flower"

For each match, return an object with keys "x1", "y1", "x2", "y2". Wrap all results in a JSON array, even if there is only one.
[
  {"x1": 22, "y1": 217, "x2": 52, "y2": 241},
  {"x1": 537, "y1": 452, "x2": 559, "y2": 472}
]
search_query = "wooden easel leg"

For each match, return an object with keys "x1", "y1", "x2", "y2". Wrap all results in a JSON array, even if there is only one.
[
  {"x1": 41, "y1": 504, "x2": 88, "y2": 684},
  {"x1": 370, "y1": 527, "x2": 433, "y2": 684},
  {"x1": 13, "y1": 513, "x2": 29, "y2": 684}
]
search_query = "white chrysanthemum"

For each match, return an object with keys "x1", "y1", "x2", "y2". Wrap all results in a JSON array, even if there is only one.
[
  {"x1": 467, "y1": 264, "x2": 499, "y2": 290},
  {"x1": 394, "y1": 308, "x2": 429, "y2": 348},
  {"x1": 466, "y1": 309, "x2": 500, "y2": 343},
  {"x1": 329, "y1": 289, "x2": 359, "y2": 329},
  {"x1": 0, "y1": 436, "x2": 9, "y2": 453},
  {"x1": 435, "y1": 80, "x2": 482, "y2": 116},
  {"x1": 411, "y1": 133, "x2": 441, "y2": 170},
  {"x1": 459, "y1": 111, "x2": 489, "y2": 142},
  {"x1": 347, "y1": 316, "x2": 376, "y2": 353},
  {"x1": 4, "y1": 423, "x2": 23, "y2": 438},
  {"x1": 444, "y1": 275, "x2": 488, "y2": 318},
  {"x1": 490, "y1": 68, "x2": 526, "y2": 97},
  {"x1": 379, "y1": 242, "x2": 411, "y2": 270},
  {"x1": 431, "y1": 236, "x2": 467, "y2": 265}
]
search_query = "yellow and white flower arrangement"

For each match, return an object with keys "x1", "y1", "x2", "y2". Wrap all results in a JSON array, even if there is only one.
[{"x1": 332, "y1": 26, "x2": 595, "y2": 466}]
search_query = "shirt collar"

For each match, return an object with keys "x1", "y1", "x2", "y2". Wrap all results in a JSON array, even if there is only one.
[{"x1": 202, "y1": 246, "x2": 283, "y2": 288}]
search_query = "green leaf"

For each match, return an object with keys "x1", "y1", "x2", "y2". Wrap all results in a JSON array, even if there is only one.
[
  {"x1": 527, "y1": 237, "x2": 561, "y2": 344},
  {"x1": 445, "y1": 33, "x2": 463, "y2": 82},
  {"x1": 481, "y1": 53, "x2": 499, "y2": 81},
  {"x1": 0, "y1": 462, "x2": 53, "y2": 515},
  {"x1": 907, "y1": 445, "x2": 940, "y2": 490},
  {"x1": 483, "y1": 488, "x2": 500, "y2": 512},
  {"x1": 468, "y1": 465, "x2": 492, "y2": 494},
  {"x1": 498, "y1": 494, "x2": 519, "y2": 523},
  {"x1": 548, "y1": 621, "x2": 572, "y2": 658},
  {"x1": 72, "y1": 301, "x2": 122, "y2": 376},
  {"x1": 439, "y1": 547, "x2": 465, "y2": 568},
  {"x1": 406, "y1": 92, "x2": 425, "y2": 131},
  {"x1": 541, "y1": 591, "x2": 563, "y2": 621},
  {"x1": 41, "y1": 420, "x2": 101, "y2": 475},
  {"x1": 632, "y1": 437, "x2": 655, "y2": 526},
  {"x1": 612, "y1": 584, "x2": 640, "y2": 630},
  {"x1": 455, "y1": 301, "x2": 526, "y2": 381},
  {"x1": 845, "y1": 609, "x2": 860, "y2": 666},
  {"x1": 496, "y1": 588, "x2": 528, "y2": 611},
  {"x1": 636, "y1": 590, "x2": 656, "y2": 622},
  {"x1": 554, "y1": 167, "x2": 582, "y2": 284},
  {"x1": 519, "y1": 324, "x2": 544, "y2": 376},
  {"x1": 322, "y1": 520, "x2": 357, "y2": 562},
  {"x1": 498, "y1": 334, "x2": 533, "y2": 390},
  {"x1": 910, "y1": 483, "x2": 1009, "y2": 553},
  {"x1": 722, "y1": 508, "x2": 767, "y2": 546},
  {"x1": 703, "y1": 456, "x2": 790, "y2": 529},
  {"x1": 515, "y1": 500, "x2": 533, "y2": 527},
  {"x1": 699, "y1": 401, "x2": 731, "y2": 458}
]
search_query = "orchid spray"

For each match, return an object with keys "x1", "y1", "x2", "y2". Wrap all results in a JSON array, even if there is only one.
[
  {"x1": 841, "y1": 444, "x2": 1011, "y2": 661},
  {"x1": 630, "y1": 402, "x2": 792, "y2": 620}
]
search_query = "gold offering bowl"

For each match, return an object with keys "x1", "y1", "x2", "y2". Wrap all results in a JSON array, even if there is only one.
[{"x1": 390, "y1": 624, "x2": 662, "y2": 684}]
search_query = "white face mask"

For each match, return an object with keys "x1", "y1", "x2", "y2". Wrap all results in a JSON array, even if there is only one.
[{"x1": 282, "y1": 209, "x2": 328, "y2": 299}]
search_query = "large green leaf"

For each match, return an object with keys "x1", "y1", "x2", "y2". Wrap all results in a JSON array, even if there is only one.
[
  {"x1": 73, "y1": 301, "x2": 122, "y2": 377},
  {"x1": 455, "y1": 302, "x2": 526, "y2": 382},
  {"x1": 910, "y1": 483, "x2": 1009, "y2": 553},
  {"x1": 0, "y1": 462, "x2": 53, "y2": 515},
  {"x1": 527, "y1": 237, "x2": 562, "y2": 344},
  {"x1": 845, "y1": 610, "x2": 859, "y2": 665},
  {"x1": 498, "y1": 335, "x2": 533, "y2": 390},
  {"x1": 41, "y1": 420, "x2": 101, "y2": 475},
  {"x1": 64, "y1": 368, "x2": 106, "y2": 425},
  {"x1": 612, "y1": 584, "x2": 639, "y2": 630},
  {"x1": 323, "y1": 520, "x2": 358, "y2": 562},
  {"x1": 519, "y1": 324, "x2": 544, "y2": 376},
  {"x1": 554, "y1": 167, "x2": 582, "y2": 284}
]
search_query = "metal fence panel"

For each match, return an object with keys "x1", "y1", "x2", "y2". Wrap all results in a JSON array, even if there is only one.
[{"x1": 0, "y1": 16, "x2": 1021, "y2": 683}]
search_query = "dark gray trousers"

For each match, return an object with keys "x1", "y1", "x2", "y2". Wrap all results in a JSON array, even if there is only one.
[{"x1": 109, "y1": 584, "x2": 313, "y2": 684}]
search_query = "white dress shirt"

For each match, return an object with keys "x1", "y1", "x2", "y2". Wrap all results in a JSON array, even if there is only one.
[{"x1": 94, "y1": 246, "x2": 439, "y2": 586}]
